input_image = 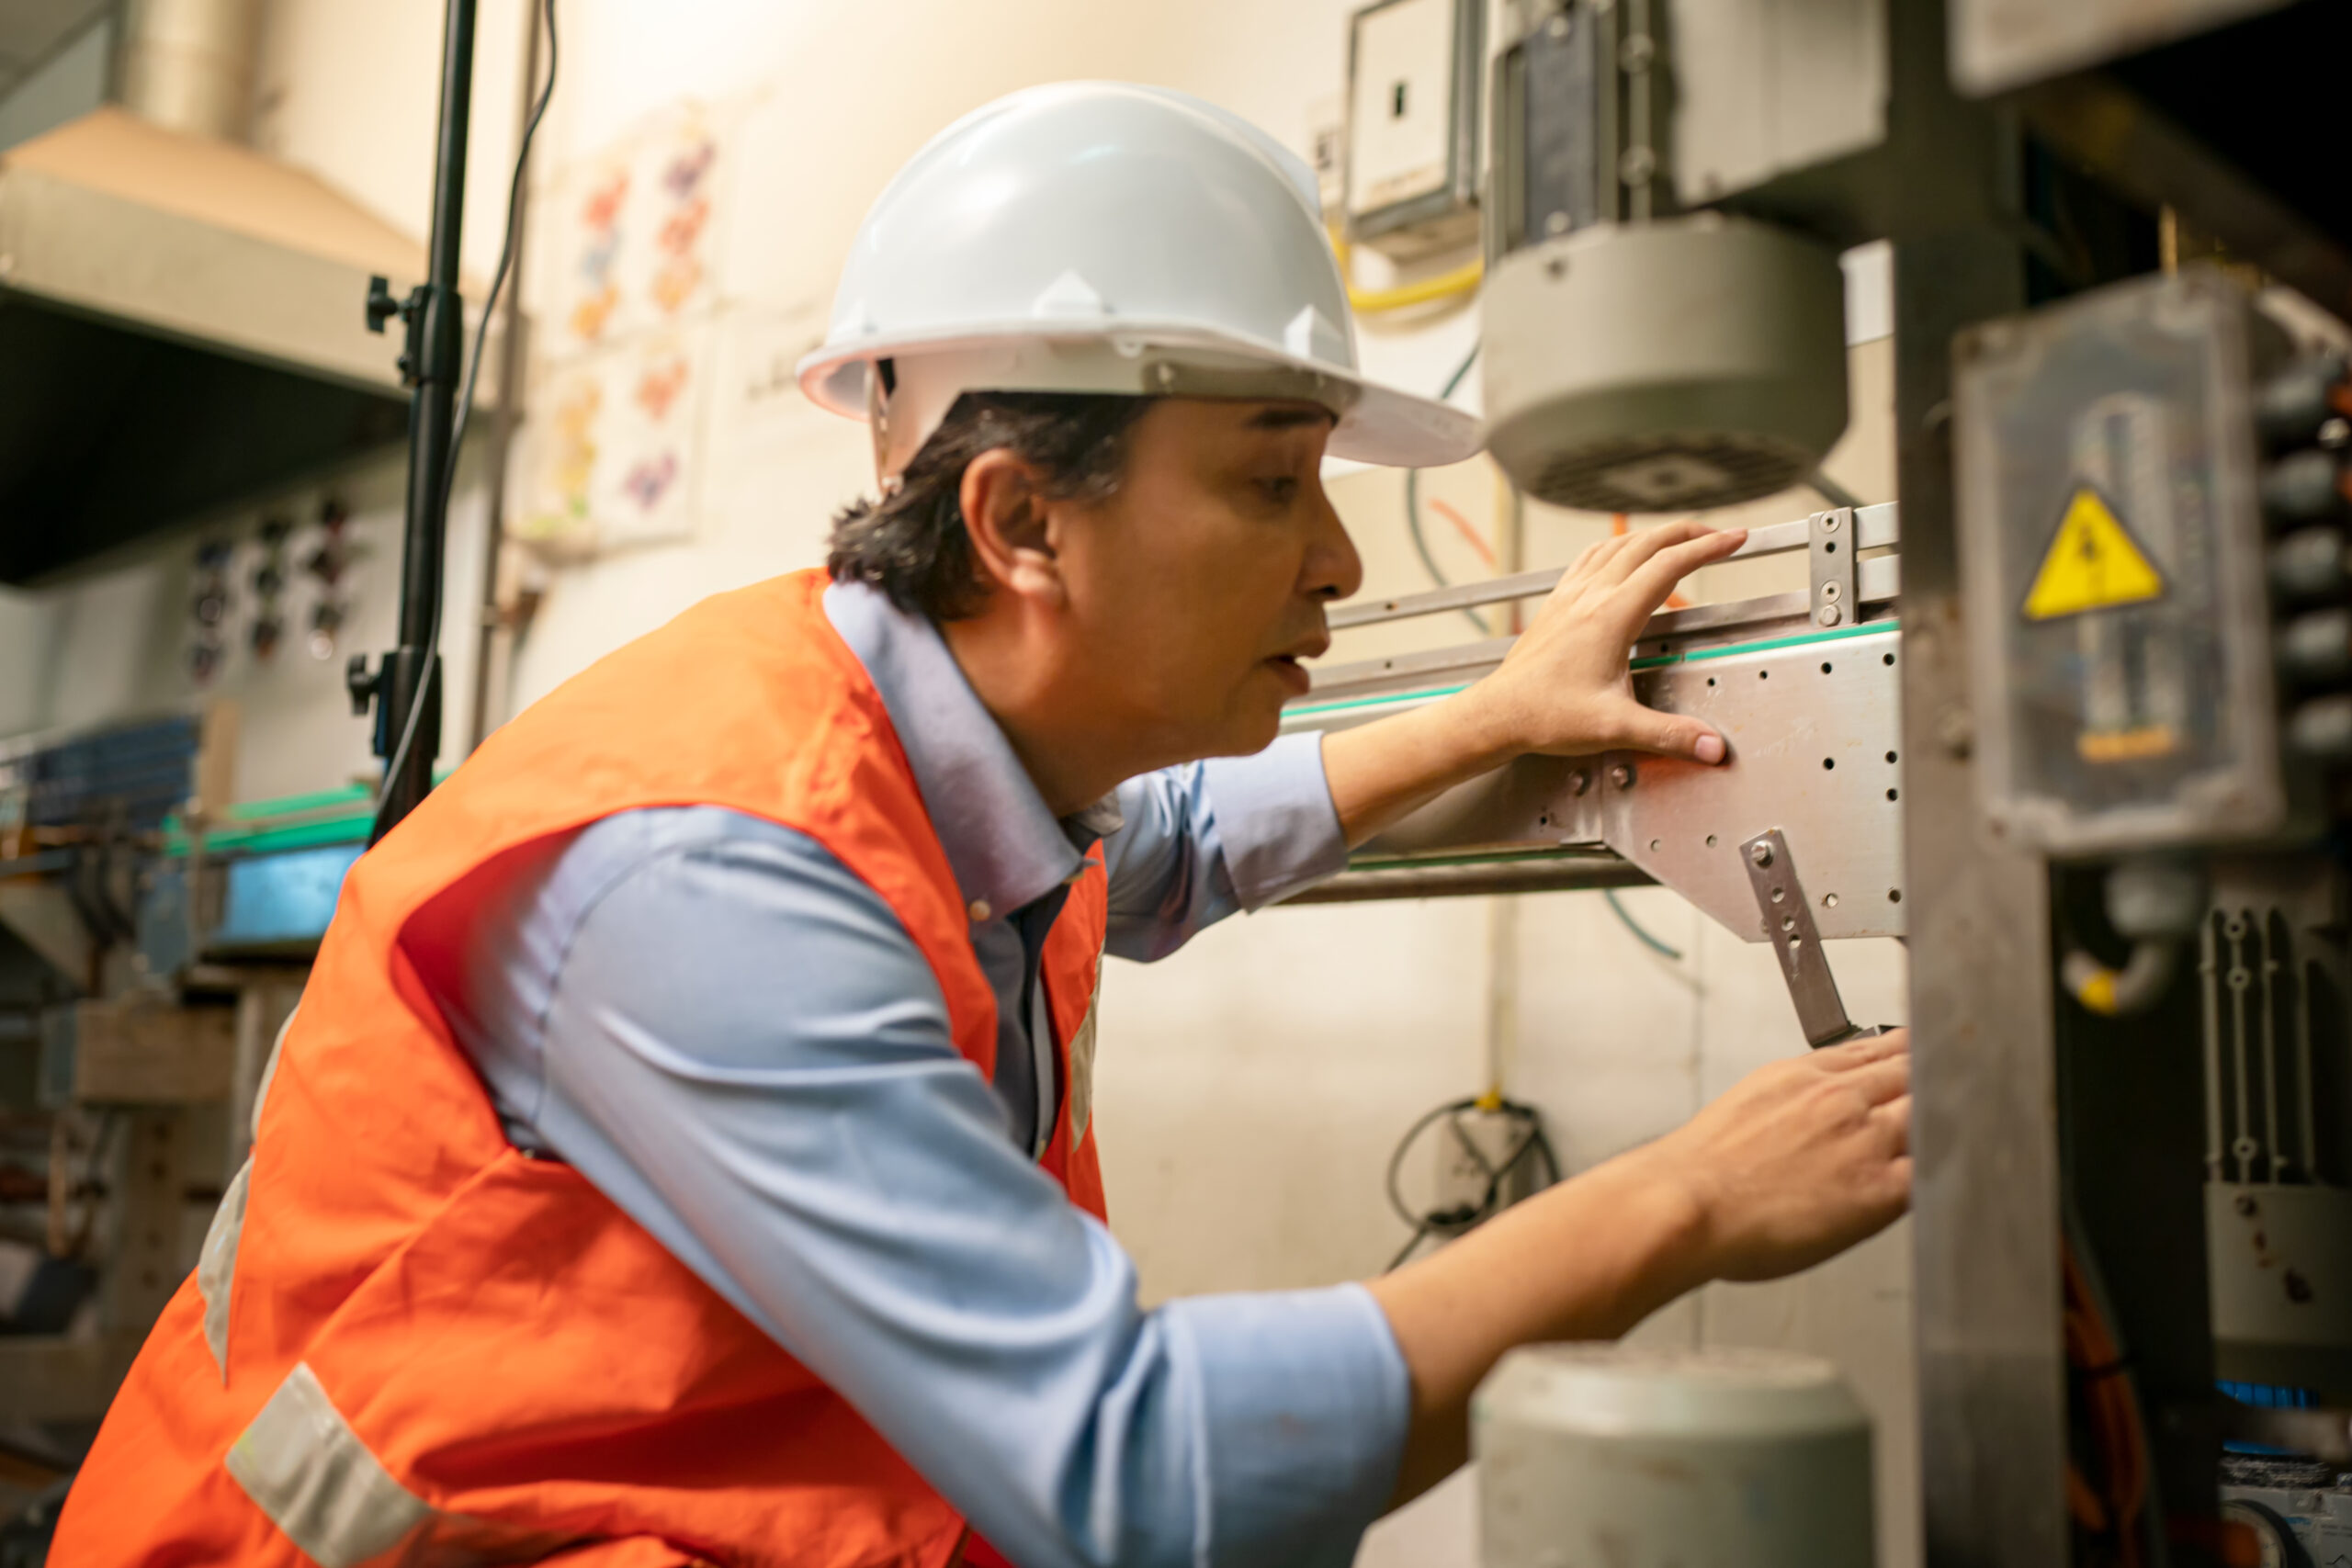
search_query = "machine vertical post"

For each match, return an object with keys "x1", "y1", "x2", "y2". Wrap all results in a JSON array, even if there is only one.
[{"x1": 1896, "y1": 223, "x2": 2070, "y2": 1567}]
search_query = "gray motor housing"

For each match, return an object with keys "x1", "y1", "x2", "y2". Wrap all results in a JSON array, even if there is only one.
[{"x1": 1481, "y1": 214, "x2": 1849, "y2": 513}]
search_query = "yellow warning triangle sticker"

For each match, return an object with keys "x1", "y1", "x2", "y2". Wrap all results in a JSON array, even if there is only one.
[{"x1": 2022, "y1": 486, "x2": 2165, "y2": 621}]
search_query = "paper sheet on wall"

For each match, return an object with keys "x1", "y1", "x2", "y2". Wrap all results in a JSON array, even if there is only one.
[{"x1": 520, "y1": 104, "x2": 728, "y2": 556}]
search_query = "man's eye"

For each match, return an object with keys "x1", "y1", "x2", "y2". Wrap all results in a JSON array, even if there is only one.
[{"x1": 1258, "y1": 477, "x2": 1300, "y2": 505}]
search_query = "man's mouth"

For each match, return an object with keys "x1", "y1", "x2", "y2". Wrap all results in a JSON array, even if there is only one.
[{"x1": 1265, "y1": 649, "x2": 1319, "y2": 695}]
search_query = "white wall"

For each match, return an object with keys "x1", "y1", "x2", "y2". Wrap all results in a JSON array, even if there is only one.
[{"x1": 3, "y1": 5, "x2": 1919, "y2": 1564}]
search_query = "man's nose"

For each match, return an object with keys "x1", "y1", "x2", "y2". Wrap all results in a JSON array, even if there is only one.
[{"x1": 1305, "y1": 488, "x2": 1363, "y2": 603}]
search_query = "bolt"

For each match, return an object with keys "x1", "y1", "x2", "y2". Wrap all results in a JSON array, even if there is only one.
[
  {"x1": 1619, "y1": 146, "x2": 1657, "y2": 185},
  {"x1": 1544, "y1": 210, "x2": 1572, "y2": 236},
  {"x1": 1609, "y1": 762, "x2": 1635, "y2": 790},
  {"x1": 1749, "y1": 840, "x2": 1774, "y2": 868},
  {"x1": 1815, "y1": 605, "x2": 1842, "y2": 626},
  {"x1": 1936, "y1": 705, "x2": 1974, "y2": 758},
  {"x1": 1546, "y1": 12, "x2": 1570, "y2": 38},
  {"x1": 1620, "y1": 33, "x2": 1655, "y2": 70},
  {"x1": 1568, "y1": 769, "x2": 1591, "y2": 795}
]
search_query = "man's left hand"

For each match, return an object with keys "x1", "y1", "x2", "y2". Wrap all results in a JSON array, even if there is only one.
[{"x1": 1461, "y1": 518, "x2": 1746, "y2": 764}]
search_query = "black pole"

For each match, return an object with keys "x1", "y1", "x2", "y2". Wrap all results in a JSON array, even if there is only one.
[{"x1": 354, "y1": 0, "x2": 477, "y2": 842}]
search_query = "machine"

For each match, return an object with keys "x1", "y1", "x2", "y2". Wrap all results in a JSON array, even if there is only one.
[
  {"x1": 1319, "y1": 0, "x2": 2352, "y2": 1562},
  {"x1": 0, "y1": 713, "x2": 351, "y2": 1442}
]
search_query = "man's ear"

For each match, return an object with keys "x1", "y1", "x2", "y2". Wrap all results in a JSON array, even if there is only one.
[{"x1": 960, "y1": 449, "x2": 1066, "y2": 606}]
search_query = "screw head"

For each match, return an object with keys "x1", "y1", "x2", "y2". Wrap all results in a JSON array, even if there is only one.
[
  {"x1": 1820, "y1": 581, "x2": 1843, "y2": 602},
  {"x1": 1568, "y1": 769, "x2": 1591, "y2": 795},
  {"x1": 1936, "y1": 705, "x2": 1974, "y2": 758},
  {"x1": 1609, "y1": 762, "x2": 1635, "y2": 789},
  {"x1": 1749, "y1": 840, "x2": 1774, "y2": 868},
  {"x1": 1815, "y1": 605, "x2": 1842, "y2": 626},
  {"x1": 1823, "y1": 513, "x2": 1841, "y2": 532}
]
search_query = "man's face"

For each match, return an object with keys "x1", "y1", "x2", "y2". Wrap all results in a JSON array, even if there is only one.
[{"x1": 1054, "y1": 397, "x2": 1363, "y2": 765}]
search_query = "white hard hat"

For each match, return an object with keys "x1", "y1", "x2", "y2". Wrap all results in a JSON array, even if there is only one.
[{"x1": 797, "y1": 82, "x2": 1482, "y2": 480}]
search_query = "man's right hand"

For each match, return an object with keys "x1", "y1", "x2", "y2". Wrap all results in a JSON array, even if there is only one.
[
  {"x1": 1635, "y1": 1028, "x2": 1912, "y2": 1283},
  {"x1": 1368, "y1": 1029, "x2": 1914, "y2": 1509}
]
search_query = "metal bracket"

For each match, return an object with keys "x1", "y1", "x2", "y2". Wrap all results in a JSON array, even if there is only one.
[
  {"x1": 1810, "y1": 507, "x2": 1858, "y2": 629},
  {"x1": 1740, "y1": 828, "x2": 1881, "y2": 1048}
]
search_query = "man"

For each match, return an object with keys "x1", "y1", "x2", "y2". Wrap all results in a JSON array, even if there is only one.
[{"x1": 55, "y1": 84, "x2": 1908, "y2": 1568}]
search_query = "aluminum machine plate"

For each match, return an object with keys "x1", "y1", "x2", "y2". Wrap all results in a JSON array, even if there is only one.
[{"x1": 1282, "y1": 504, "x2": 1905, "y2": 942}]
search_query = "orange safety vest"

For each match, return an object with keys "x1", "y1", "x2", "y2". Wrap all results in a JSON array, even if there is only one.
[{"x1": 52, "y1": 570, "x2": 1110, "y2": 1568}]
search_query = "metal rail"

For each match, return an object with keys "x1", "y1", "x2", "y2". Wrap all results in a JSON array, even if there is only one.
[
  {"x1": 1328, "y1": 502, "x2": 1898, "y2": 630},
  {"x1": 1307, "y1": 557, "x2": 1900, "y2": 705}
]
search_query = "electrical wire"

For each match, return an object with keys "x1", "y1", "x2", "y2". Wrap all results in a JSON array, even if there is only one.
[
  {"x1": 1604, "y1": 887, "x2": 1684, "y2": 962},
  {"x1": 1806, "y1": 469, "x2": 1865, "y2": 513},
  {"x1": 1426, "y1": 497, "x2": 1495, "y2": 571},
  {"x1": 1403, "y1": 344, "x2": 1490, "y2": 631},
  {"x1": 373, "y1": 0, "x2": 560, "y2": 842},
  {"x1": 1383, "y1": 1095, "x2": 1560, "y2": 1271},
  {"x1": 1330, "y1": 227, "x2": 1485, "y2": 313},
  {"x1": 2064, "y1": 1235, "x2": 2153, "y2": 1568}
]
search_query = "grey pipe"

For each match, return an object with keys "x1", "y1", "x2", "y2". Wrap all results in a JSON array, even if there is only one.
[{"x1": 118, "y1": 0, "x2": 263, "y2": 142}]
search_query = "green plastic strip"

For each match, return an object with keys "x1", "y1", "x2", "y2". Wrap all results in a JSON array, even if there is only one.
[
  {"x1": 1629, "y1": 617, "x2": 1898, "y2": 671},
  {"x1": 165, "y1": 772, "x2": 450, "y2": 858},
  {"x1": 1288, "y1": 618, "x2": 1901, "y2": 722},
  {"x1": 221, "y1": 783, "x2": 374, "y2": 820},
  {"x1": 1284, "y1": 682, "x2": 1474, "y2": 720},
  {"x1": 1345, "y1": 846, "x2": 1619, "y2": 874}
]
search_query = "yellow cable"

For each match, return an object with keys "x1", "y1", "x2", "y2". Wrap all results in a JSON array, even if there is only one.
[{"x1": 1330, "y1": 226, "x2": 1483, "y2": 313}]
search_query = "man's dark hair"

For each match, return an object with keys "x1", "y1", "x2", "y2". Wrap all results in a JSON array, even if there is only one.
[{"x1": 828, "y1": 388, "x2": 1152, "y2": 622}]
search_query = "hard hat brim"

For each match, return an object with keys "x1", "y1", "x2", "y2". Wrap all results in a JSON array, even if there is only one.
[{"x1": 797, "y1": 326, "x2": 1484, "y2": 471}]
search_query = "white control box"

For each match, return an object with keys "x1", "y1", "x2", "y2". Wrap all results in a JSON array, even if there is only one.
[{"x1": 1345, "y1": 0, "x2": 1482, "y2": 258}]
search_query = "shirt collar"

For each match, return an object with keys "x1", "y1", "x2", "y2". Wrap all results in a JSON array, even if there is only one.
[{"x1": 824, "y1": 579, "x2": 1119, "y2": 920}]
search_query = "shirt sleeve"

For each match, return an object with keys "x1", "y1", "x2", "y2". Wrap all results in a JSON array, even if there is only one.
[
  {"x1": 500, "y1": 815, "x2": 1407, "y2": 1568},
  {"x1": 1100, "y1": 732, "x2": 1348, "y2": 964}
]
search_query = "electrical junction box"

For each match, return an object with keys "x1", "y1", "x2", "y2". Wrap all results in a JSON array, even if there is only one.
[
  {"x1": 1345, "y1": 0, "x2": 1482, "y2": 259},
  {"x1": 1431, "y1": 1105, "x2": 1543, "y2": 1220},
  {"x1": 1954, "y1": 267, "x2": 2295, "y2": 856}
]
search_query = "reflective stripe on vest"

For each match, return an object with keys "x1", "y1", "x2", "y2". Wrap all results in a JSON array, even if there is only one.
[
  {"x1": 1065, "y1": 942, "x2": 1105, "y2": 1146},
  {"x1": 195, "y1": 1004, "x2": 298, "y2": 1382},
  {"x1": 53, "y1": 573, "x2": 1091, "y2": 1568},
  {"x1": 226, "y1": 1362, "x2": 571, "y2": 1568}
]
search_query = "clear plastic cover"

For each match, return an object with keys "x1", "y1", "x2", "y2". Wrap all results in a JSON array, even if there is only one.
[{"x1": 1955, "y1": 268, "x2": 2287, "y2": 854}]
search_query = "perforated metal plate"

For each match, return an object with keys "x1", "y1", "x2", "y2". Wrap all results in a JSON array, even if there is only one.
[
  {"x1": 1297, "y1": 620, "x2": 1905, "y2": 940},
  {"x1": 1601, "y1": 623, "x2": 1905, "y2": 940}
]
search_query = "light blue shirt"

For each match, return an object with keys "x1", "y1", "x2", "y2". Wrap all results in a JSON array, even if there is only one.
[{"x1": 410, "y1": 580, "x2": 1409, "y2": 1568}]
